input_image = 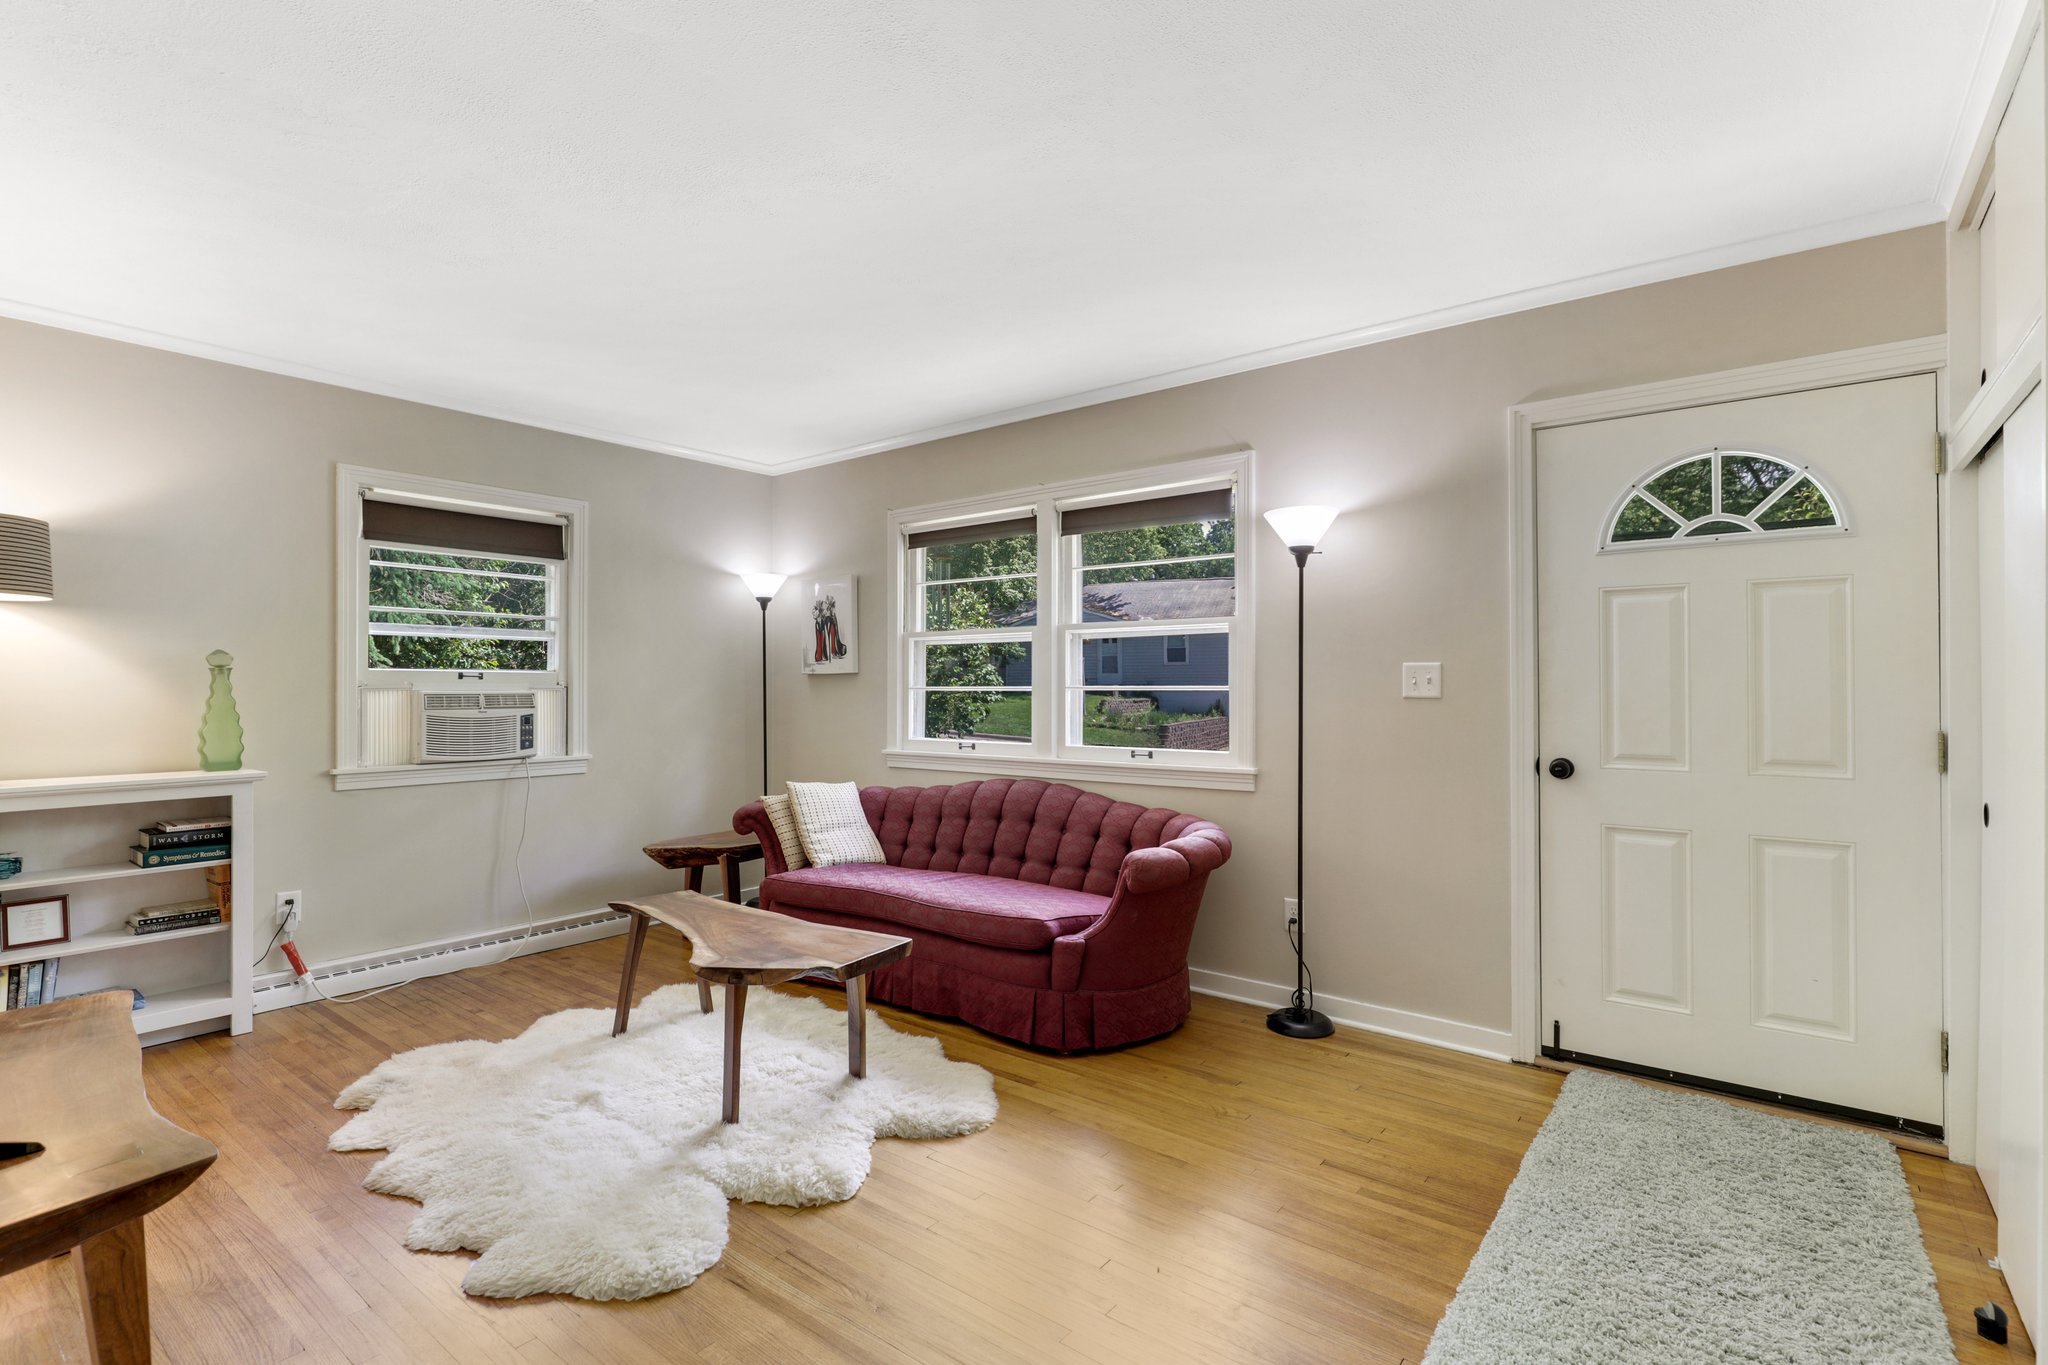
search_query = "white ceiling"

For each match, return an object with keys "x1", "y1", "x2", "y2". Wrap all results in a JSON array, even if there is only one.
[{"x1": 0, "y1": 2, "x2": 2020, "y2": 473}]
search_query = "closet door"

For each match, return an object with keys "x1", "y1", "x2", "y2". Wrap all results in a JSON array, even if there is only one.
[
  {"x1": 1981, "y1": 386, "x2": 2048, "y2": 1333},
  {"x1": 1992, "y1": 36, "x2": 2044, "y2": 373}
]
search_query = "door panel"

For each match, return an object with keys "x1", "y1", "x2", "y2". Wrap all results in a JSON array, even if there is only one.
[
  {"x1": 1979, "y1": 389, "x2": 2046, "y2": 1330},
  {"x1": 1537, "y1": 374, "x2": 1942, "y2": 1127},
  {"x1": 1601, "y1": 825, "x2": 1692, "y2": 1012},
  {"x1": 1602, "y1": 587, "x2": 1690, "y2": 769},
  {"x1": 1746, "y1": 576, "x2": 1853, "y2": 778},
  {"x1": 1747, "y1": 836, "x2": 1856, "y2": 1041}
]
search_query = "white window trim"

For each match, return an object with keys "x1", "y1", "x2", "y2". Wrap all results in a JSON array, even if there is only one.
[
  {"x1": 885, "y1": 451, "x2": 1256, "y2": 792},
  {"x1": 332, "y1": 464, "x2": 591, "y2": 791}
]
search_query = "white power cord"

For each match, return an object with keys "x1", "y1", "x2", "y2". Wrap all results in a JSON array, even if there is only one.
[{"x1": 287, "y1": 758, "x2": 540, "y2": 1005}]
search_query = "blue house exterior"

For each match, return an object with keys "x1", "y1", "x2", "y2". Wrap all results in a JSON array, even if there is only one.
[{"x1": 998, "y1": 578, "x2": 1231, "y2": 714}]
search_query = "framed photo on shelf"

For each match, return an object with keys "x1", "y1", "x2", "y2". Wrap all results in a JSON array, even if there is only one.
[
  {"x1": 800, "y1": 573, "x2": 859, "y2": 675},
  {"x1": 2, "y1": 894, "x2": 69, "y2": 951}
]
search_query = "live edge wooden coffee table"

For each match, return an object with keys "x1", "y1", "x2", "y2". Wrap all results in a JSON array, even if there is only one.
[{"x1": 607, "y1": 889, "x2": 911, "y2": 1124}]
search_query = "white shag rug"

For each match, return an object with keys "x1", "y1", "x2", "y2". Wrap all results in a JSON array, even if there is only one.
[
  {"x1": 329, "y1": 984, "x2": 997, "y2": 1301},
  {"x1": 1424, "y1": 1070, "x2": 1955, "y2": 1365}
]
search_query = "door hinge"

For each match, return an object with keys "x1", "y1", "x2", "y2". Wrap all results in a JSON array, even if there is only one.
[
  {"x1": 1941, "y1": 1030, "x2": 1950, "y2": 1073},
  {"x1": 1938, "y1": 730, "x2": 1949, "y2": 774},
  {"x1": 1936, "y1": 432, "x2": 1948, "y2": 475}
]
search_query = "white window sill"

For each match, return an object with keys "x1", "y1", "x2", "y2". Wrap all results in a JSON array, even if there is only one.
[
  {"x1": 331, "y1": 755, "x2": 591, "y2": 791},
  {"x1": 883, "y1": 748, "x2": 1254, "y2": 792}
]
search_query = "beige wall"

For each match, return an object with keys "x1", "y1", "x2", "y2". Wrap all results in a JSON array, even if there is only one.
[
  {"x1": 766, "y1": 227, "x2": 1948, "y2": 1039},
  {"x1": 0, "y1": 318, "x2": 773, "y2": 968}
]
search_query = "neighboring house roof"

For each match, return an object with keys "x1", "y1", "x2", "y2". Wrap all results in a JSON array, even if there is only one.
[
  {"x1": 1079, "y1": 577, "x2": 1235, "y2": 622},
  {"x1": 990, "y1": 576, "x2": 1235, "y2": 626}
]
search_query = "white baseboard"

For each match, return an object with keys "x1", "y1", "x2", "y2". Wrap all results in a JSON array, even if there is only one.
[
  {"x1": 1188, "y1": 968, "x2": 1516, "y2": 1062},
  {"x1": 252, "y1": 908, "x2": 630, "y2": 1013},
  {"x1": 247, "y1": 909, "x2": 1513, "y2": 1064}
]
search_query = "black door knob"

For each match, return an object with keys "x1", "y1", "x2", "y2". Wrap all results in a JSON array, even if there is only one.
[{"x1": 1548, "y1": 757, "x2": 1575, "y2": 780}]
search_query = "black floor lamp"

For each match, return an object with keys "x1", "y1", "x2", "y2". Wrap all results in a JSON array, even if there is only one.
[
  {"x1": 1262, "y1": 505, "x2": 1339, "y2": 1039},
  {"x1": 739, "y1": 573, "x2": 787, "y2": 793}
]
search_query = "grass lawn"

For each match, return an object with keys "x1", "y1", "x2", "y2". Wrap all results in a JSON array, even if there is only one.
[
  {"x1": 978, "y1": 695, "x2": 1032, "y2": 736},
  {"x1": 970, "y1": 694, "x2": 1186, "y2": 747}
]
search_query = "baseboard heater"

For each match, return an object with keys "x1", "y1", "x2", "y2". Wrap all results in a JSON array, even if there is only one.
[
  {"x1": 1539, "y1": 1043, "x2": 1943, "y2": 1142},
  {"x1": 252, "y1": 910, "x2": 627, "y2": 1006}
]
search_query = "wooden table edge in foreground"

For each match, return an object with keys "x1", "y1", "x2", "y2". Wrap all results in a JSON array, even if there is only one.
[
  {"x1": 607, "y1": 890, "x2": 911, "y2": 1124},
  {"x1": 0, "y1": 991, "x2": 218, "y2": 1364}
]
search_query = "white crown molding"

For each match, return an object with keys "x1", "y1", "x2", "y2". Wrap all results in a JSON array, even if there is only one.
[
  {"x1": 0, "y1": 294, "x2": 767, "y2": 472},
  {"x1": 1935, "y1": 0, "x2": 2041, "y2": 219},
  {"x1": 0, "y1": 198, "x2": 1944, "y2": 479},
  {"x1": 773, "y1": 200, "x2": 1947, "y2": 473}
]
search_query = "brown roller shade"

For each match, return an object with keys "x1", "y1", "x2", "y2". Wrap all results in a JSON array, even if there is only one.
[
  {"x1": 362, "y1": 497, "x2": 567, "y2": 561},
  {"x1": 1058, "y1": 487, "x2": 1232, "y2": 537},
  {"x1": 905, "y1": 515, "x2": 1038, "y2": 551}
]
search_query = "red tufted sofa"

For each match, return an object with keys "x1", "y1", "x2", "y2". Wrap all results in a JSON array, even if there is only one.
[{"x1": 732, "y1": 779, "x2": 1231, "y2": 1050}]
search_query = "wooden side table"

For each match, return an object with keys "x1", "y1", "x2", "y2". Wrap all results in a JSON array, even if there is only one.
[
  {"x1": 0, "y1": 992, "x2": 217, "y2": 1364},
  {"x1": 642, "y1": 829, "x2": 763, "y2": 904}
]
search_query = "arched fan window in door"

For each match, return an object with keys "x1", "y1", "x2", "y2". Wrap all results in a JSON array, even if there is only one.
[{"x1": 1603, "y1": 449, "x2": 1847, "y2": 550}]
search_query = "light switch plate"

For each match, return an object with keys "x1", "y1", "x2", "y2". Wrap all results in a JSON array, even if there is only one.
[{"x1": 1402, "y1": 662, "x2": 1442, "y2": 698}]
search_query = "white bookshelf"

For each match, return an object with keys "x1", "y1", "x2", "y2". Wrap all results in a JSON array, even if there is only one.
[{"x1": 0, "y1": 769, "x2": 263, "y2": 1042}]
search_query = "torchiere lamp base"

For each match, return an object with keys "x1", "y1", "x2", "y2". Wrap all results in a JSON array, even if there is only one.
[{"x1": 1266, "y1": 1005, "x2": 1335, "y2": 1039}]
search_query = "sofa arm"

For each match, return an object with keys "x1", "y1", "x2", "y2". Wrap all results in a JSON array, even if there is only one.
[
  {"x1": 1119, "y1": 824, "x2": 1232, "y2": 894},
  {"x1": 1065, "y1": 823, "x2": 1230, "y2": 992},
  {"x1": 732, "y1": 800, "x2": 793, "y2": 877}
]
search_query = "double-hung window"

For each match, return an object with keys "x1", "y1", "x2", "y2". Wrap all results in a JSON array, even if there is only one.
[
  {"x1": 334, "y1": 465, "x2": 590, "y2": 789},
  {"x1": 888, "y1": 453, "x2": 1254, "y2": 790}
]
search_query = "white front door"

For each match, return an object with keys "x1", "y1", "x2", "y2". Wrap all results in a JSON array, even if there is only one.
[{"x1": 1536, "y1": 373, "x2": 1944, "y2": 1132}]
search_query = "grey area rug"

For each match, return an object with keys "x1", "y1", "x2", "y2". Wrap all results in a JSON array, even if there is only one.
[{"x1": 1424, "y1": 1070, "x2": 1954, "y2": 1365}]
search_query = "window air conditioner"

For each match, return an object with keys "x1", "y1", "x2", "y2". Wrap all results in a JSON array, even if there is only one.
[{"x1": 413, "y1": 690, "x2": 538, "y2": 763}]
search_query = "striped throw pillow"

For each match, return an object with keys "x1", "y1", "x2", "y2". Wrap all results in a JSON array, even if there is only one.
[
  {"x1": 786, "y1": 781, "x2": 885, "y2": 868},
  {"x1": 760, "y1": 793, "x2": 809, "y2": 870}
]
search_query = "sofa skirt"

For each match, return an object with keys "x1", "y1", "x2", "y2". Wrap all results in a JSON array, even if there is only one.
[{"x1": 767, "y1": 905, "x2": 1191, "y2": 1051}]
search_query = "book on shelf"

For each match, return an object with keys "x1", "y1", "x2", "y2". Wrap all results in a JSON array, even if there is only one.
[
  {"x1": 128, "y1": 844, "x2": 231, "y2": 868},
  {"x1": 148, "y1": 817, "x2": 231, "y2": 834},
  {"x1": 53, "y1": 986, "x2": 144, "y2": 1011},
  {"x1": 136, "y1": 827, "x2": 232, "y2": 850},
  {"x1": 204, "y1": 862, "x2": 232, "y2": 918},
  {"x1": 1, "y1": 959, "x2": 65, "y2": 1007},
  {"x1": 129, "y1": 900, "x2": 223, "y2": 935}
]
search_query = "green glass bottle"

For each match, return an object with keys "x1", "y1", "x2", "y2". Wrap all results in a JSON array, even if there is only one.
[{"x1": 198, "y1": 649, "x2": 245, "y2": 772}]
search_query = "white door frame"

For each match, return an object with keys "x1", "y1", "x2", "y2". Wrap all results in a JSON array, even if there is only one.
[{"x1": 1504, "y1": 335, "x2": 1975, "y2": 1148}]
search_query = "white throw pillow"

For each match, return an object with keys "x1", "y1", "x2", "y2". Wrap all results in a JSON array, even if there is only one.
[
  {"x1": 760, "y1": 792, "x2": 810, "y2": 870},
  {"x1": 786, "y1": 781, "x2": 885, "y2": 868}
]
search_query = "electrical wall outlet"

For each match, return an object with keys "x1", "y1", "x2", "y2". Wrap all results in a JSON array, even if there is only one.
[
  {"x1": 276, "y1": 890, "x2": 303, "y2": 931},
  {"x1": 1402, "y1": 662, "x2": 1442, "y2": 698},
  {"x1": 1283, "y1": 895, "x2": 1299, "y2": 926}
]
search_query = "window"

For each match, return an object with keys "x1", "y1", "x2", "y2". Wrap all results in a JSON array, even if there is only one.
[
  {"x1": 1604, "y1": 450, "x2": 1845, "y2": 550},
  {"x1": 334, "y1": 466, "x2": 589, "y2": 789},
  {"x1": 367, "y1": 548, "x2": 554, "y2": 671},
  {"x1": 888, "y1": 454, "x2": 1254, "y2": 790}
]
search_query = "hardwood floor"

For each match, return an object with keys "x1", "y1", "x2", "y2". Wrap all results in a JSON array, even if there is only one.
[{"x1": 0, "y1": 937, "x2": 2031, "y2": 1364}]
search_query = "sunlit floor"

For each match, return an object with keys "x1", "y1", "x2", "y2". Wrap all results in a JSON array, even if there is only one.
[{"x1": 0, "y1": 936, "x2": 2028, "y2": 1364}]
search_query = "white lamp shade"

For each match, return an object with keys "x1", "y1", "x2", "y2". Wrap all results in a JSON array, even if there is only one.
[
  {"x1": 0, "y1": 515, "x2": 53, "y2": 601},
  {"x1": 1262, "y1": 505, "x2": 1338, "y2": 551},
  {"x1": 740, "y1": 572, "x2": 788, "y2": 600}
]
